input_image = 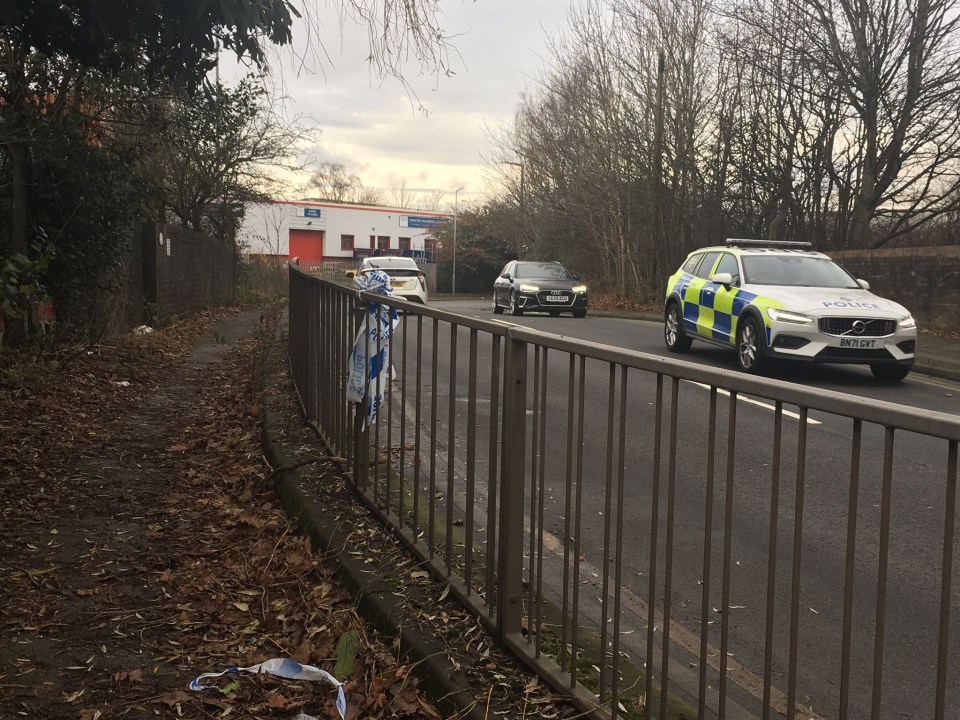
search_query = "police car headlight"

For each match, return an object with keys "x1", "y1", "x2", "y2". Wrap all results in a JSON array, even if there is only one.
[
  {"x1": 767, "y1": 308, "x2": 813, "y2": 324},
  {"x1": 519, "y1": 284, "x2": 540, "y2": 293},
  {"x1": 898, "y1": 314, "x2": 916, "y2": 329},
  {"x1": 572, "y1": 284, "x2": 587, "y2": 294}
]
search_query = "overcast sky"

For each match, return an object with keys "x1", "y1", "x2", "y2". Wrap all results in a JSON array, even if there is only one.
[{"x1": 250, "y1": 1, "x2": 578, "y2": 209}]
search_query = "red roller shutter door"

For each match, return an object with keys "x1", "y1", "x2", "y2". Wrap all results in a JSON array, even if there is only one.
[{"x1": 289, "y1": 229, "x2": 325, "y2": 262}]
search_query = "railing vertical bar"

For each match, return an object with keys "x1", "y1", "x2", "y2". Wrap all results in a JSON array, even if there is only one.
[
  {"x1": 355, "y1": 304, "x2": 372, "y2": 493},
  {"x1": 561, "y1": 354, "x2": 576, "y2": 673},
  {"x1": 332, "y1": 286, "x2": 340, "y2": 439},
  {"x1": 870, "y1": 426, "x2": 896, "y2": 720},
  {"x1": 699, "y1": 386, "x2": 719, "y2": 719},
  {"x1": 486, "y1": 335, "x2": 502, "y2": 620},
  {"x1": 935, "y1": 440, "x2": 957, "y2": 720},
  {"x1": 527, "y1": 345, "x2": 542, "y2": 647},
  {"x1": 413, "y1": 314, "x2": 423, "y2": 544},
  {"x1": 398, "y1": 310, "x2": 408, "y2": 525},
  {"x1": 535, "y1": 348, "x2": 549, "y2": 657},
  {"x1": 570, "y1": 355, "x2": 587, "y2": 688},
  {"x1": 308, "y1": 282, "x2": 318, "y2": 425},
  {"x1": 497, "y1": 333, "x2": 527, "y2": 641},
  {"x1": 611, "y1": 365, "x2": 628, "y2": 717},
  {"x1": 341, "y1": 289, "x2": 348, "y2": 449},
  {"x1": 658, "y1": 375, "x2": 680, "y2": 719},
  {"x1": 315, "y1": 283, "x2": 324, "y2": 429},
  {"x1": 372, "y1": 304, "x2": 383, "y2": 503},
  {"x1": 718, "y1": 391, "x2": 738, "y2": 717},
  {"x1": 343, "y1": 290, "x2": 351, "y2": 459},
  {"x1": 839, "y1": 418, "x2": 862, "y2": 719},
  {"x1": 328, "y1": 285, "x2": 336, "y2": 434},
  {"x1": 445, "y1": 323, "x2": 459, "y2": 577},
  {"x1": 761, "y1": 400, "x2": 784, "y2": 720},
  {"x1": 385, "y1": 307, "x2": 394, "y2": 514},
  {"x1": 599, "y1": 362, "x2": 617, "y2": 705},
  {"x1": 428, "y1": 317, "x2": 439, "y2": 559},
  {"x1": 322, "y1": 285, "x2": 330, "y2": 435},
  {"x1": 786, "y1": 407, "x2": 809, "y2": 719},
  {"x1": 332, "y1": 287, "x2": 341, "y2": 456},
  {"x1": 342, "y1": 291, "x2": 352, "y2": 457},
  {"x1": 645, "y1": 374, "x2": 664, "y2": 714},
  {"x1": 465, "y1": 328, "x2": 478, "y2": 595}
]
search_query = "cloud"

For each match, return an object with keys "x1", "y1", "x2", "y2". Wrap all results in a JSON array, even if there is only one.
[{"x1": 232, "y1": 1, "x2": 580, "y2": 200}]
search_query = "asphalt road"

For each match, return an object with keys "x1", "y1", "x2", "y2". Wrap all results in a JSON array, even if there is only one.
[{"x1": 384, "y1": 299, "x2": 960, "y2": 719}]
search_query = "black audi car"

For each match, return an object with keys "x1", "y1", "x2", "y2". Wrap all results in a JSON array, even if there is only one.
[{"x1": 492, "y1": 260, "x2": 588, "y2": 317}]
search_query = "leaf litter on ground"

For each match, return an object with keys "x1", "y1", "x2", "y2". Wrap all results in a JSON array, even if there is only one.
[{"x1": 0, "y1": 303, "x2": 586, "y2": 720}]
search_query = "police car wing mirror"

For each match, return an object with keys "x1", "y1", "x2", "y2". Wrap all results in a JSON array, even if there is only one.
[
  {"x1": 857, "y1": 278, "x2": 870, "y2": 290},
  {"x1": 711, "y1": 272, "x2": 734, "y2": 288}
]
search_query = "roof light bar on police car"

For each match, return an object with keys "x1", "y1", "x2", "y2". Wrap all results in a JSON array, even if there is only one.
[{"x1": 725, "y1": 238, "x2": 813, "y2": 249}]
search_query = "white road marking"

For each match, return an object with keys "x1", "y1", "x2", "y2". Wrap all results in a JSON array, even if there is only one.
[{"x1": 684, "y1": 381, "x2": 823, "y2": 425}]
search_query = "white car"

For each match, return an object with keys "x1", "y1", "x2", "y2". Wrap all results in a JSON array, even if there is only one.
[
  {"x1": 663, "y1": 239, "x2": 917, "y2": 381},
  {"x1": 358, "y1": 256, "x2": 428, "y2": 305}
]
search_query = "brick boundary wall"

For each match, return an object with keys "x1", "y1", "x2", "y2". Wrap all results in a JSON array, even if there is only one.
[
  {"x1": 831, "y1": 246, "x2": 960, "y2": 333},
  {"x1": 142, "y1": 223, "x2": 235, "y2": 323}
]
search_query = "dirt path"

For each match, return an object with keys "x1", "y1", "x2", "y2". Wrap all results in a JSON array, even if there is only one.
[{"x1": 0, "y1": 307, "x2": 377, "y2": 719}]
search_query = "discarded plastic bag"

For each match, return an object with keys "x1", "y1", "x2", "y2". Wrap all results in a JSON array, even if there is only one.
[
  {"x1": 132, "y1": 325, "x2": 154, "y2": 335},
  {"x1": 190, "y1": 657, "x2": 346, "y2": 719}
]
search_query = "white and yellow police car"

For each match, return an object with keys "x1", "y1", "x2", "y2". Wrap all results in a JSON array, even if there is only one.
[{"x1": 663, "y1": 239, "x2": 917, "y2": 381}]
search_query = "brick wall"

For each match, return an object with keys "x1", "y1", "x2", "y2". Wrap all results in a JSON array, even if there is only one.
[
  {"x1": 831, "y1": 246, "x2": 960, "y2": 333},
  {"x1": 142, "y1": 223, "x2": 235, "y2": 323}
]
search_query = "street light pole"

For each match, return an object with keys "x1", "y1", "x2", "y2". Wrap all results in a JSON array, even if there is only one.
[{"x1": 452, "y1": 185, "x2": 464, "y2": 294}]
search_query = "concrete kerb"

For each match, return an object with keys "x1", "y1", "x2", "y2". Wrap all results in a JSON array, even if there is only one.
[{"x1": 261, "y1": 409, "x2": 491, "y2": 720}]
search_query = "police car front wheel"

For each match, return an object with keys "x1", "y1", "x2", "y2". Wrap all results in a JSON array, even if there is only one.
[
  {"x1": 736, "y1": 316, "x2": 767, "y2": 373},
  {"x1": 664, "y1": 303, "x2": 692, "y2": 352}
]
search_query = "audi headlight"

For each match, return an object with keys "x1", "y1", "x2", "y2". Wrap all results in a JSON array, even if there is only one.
[
  {"x1": 767, "y1": 308, "x2": 813, "y2": 324},
  {"x1": 519, "y1": 284, "x2": 540, "y2": 292},
  {"x1": 572, "y1": 284, "x2": 587, "y2": 294},
  {"x1": 899, "y1": 314, "x2": 916, "y2": 329}
]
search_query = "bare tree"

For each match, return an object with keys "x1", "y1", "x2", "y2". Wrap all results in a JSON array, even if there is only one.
[
  {"x1": 291, "y1": 0, "x2": 458, "y2": 97},
  {"x1": 419, "y1": 189, "x2": 446, "y2": 211},
  {"x1": 389, "y1": 177, "x2": 416, "y2": 208},
  {"x1": 303, "y1": 162, "x2": 362, "y2": 202},
  {"x1": 141, "y1": 78, "x2": 314, "y2": 234},
  {"x1": 787, "y1": 0, "x2": 960, "y2": 247}
]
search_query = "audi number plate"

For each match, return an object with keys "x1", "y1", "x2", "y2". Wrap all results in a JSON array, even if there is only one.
[{"x1": 544, "y1": 295, "x2": 569, "y2": 303}]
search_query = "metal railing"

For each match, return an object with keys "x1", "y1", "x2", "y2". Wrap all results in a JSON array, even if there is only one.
[{"x1": 287, "y1": 265, "x2": 960, "y2": 720}]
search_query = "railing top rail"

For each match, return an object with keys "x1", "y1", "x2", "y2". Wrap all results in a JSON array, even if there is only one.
[
  {"x1": 290, "y1": 265, "x2": 960, "y2": 442},
  {"x1": 506, "y1": 324, "x2": 960, "y2": 442}
]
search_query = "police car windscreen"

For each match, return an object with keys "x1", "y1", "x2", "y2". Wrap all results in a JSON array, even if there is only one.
[{"x1": 742, "y1": 256, "x2": 859, "y2": 288}]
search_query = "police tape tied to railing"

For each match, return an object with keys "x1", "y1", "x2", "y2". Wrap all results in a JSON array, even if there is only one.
[{"x1": 345, "y1": 270, "x2": 399, "y2": 426}]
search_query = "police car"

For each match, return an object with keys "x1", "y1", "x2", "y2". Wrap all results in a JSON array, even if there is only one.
[{"x1": 663, "y1": 239, "x2": 917, "y2": 381}]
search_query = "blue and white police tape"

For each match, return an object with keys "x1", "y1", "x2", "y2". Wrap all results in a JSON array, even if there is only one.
[
  {"x1": 345, "y1": 269, "x2": 399, "y2": 426},
  {"x1": 190, "y1": 657, "x2": 346, "y2": 719}
]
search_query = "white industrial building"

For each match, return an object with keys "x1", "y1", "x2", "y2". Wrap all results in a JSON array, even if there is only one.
[{"x1": 238, "y1": 199, "x2": 449, "y2": 267}]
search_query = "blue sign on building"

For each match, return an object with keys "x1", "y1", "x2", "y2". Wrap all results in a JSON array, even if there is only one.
[
  {"x1": 402, "y1": 215, "x2": 445, "y2": 229},
  {"x1": 303, "y1": 207, "x2": 322, "y2": 218}
]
